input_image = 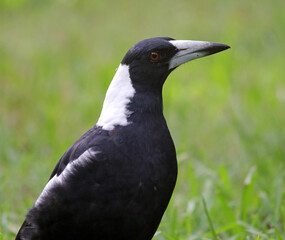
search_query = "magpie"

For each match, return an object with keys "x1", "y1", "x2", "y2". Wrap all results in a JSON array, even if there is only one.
[{"x1": 16, "y1": 37, "x2": 230, "y2": 240}]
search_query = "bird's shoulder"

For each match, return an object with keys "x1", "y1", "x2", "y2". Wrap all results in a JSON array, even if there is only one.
[{"x1": 49, "y1": 126, "x2": 108, "y2": 180}]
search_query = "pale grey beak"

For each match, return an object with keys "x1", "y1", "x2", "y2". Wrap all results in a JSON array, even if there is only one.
[{"x1": 169, "y1": 40, "x2": 230, "y2": 69}]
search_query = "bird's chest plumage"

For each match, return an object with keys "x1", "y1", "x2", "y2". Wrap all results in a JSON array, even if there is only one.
[
  {"x1": 95, "y1": 121, "x2": 177, "y2": 239},
  {"x1": 103, "y1": 120, "x2": 177, "y2": 199}
]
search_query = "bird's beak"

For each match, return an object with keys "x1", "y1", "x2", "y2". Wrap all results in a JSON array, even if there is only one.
[{"x1": 169, "y1": 40, "x2": 230, "y2": 69}]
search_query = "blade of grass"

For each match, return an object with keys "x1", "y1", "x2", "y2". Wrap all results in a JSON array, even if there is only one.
[
  {"x1": 170, "y1": 207, "x2": 178, "y2": 237},
  {"x1": 240, "y1": 166, "x2": 257, "y2": 221},
  {"x1": 160, "y1": 231, "x2": 177, "y2": 240},
  {"x1": 274, "y1": 175, "x2": 283, "y2": 226},
  {"x1": 274, "y1": 226, "x2": 283, "y2": 240},
  {"x1": 203, "y1": 221, "x2": 240, "y2": 238},
  {"x1": 237, "y1": 220, "x2": 267, "y2": 238},
  {"x1": 255, "y1": 234, "x2": 261, "y2": 240},
  {"x1": 202, "y1": 196, "x2": 218, "y2": 240}
]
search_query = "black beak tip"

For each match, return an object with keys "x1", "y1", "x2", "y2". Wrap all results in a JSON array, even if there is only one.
[
  {"x1": 207, "y1": 42, "x2": 231, "y2": 56},
  {"x1": 222, "y1": 43, "x2": 231, "y2": 50},
  {"x1": 215, "y1": 42, "x2": 231, "y2": 51}
]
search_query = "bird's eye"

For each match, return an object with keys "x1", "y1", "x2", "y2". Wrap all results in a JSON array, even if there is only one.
[{"x1": 149, "y1": 52, "x2": 160, "y2": 61}]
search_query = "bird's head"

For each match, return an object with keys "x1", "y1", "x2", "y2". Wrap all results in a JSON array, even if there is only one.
[
  {"x1": 97, "y1": 37, "x2": 230, "y2": 130},
  {"x1": 121, "y1": 37, "x2": 230, "y2": 91}
]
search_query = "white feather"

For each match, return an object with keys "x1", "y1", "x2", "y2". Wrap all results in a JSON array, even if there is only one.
[
  {"x1": 34, "y1": 149, "x2": 97, "y2": 206},
  {"x1": 97, "y1": 64, "x2": 135, "y2": 130}
]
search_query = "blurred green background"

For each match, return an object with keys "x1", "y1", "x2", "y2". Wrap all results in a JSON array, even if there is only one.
[{"x1": 0, "y1": 0, "x2": 285, "y2": 239}]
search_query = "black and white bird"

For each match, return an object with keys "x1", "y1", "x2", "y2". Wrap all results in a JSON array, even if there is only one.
[{"x1": 16, "y1": 37, "x2": 230, "y2": 240}]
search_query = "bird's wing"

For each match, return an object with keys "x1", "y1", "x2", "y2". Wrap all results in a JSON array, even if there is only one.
[
  {"x1": 15, "y1": 127, "x2": 104, "y2": 240},
  {"x1": 48, "y1": 127, "x2": 96, "y2": 180},
  {"x1": 15, "y1": 220, "x2": 39, "y2": 240},
  {"x1": 35, "y1": 127, "x2": 103, "y2": 205}
]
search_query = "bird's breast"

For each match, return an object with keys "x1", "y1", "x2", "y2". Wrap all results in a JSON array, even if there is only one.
[{"x1": 106, "y1": 120, "x2": 178, "y2": 190}]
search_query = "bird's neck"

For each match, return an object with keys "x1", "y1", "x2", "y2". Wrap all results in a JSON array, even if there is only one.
[
  {"x1": 127, "y1": 90, "x2": 163, "y2": 116},
  {"x1": 97, "y1": 64, "x2": 164, "y2": 131}
]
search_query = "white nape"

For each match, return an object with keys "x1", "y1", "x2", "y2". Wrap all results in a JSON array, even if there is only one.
[
  {"x1": 97, "y1": 64, "x2": 135, "y2": 130},
  {"x1": 34, "y1": 149, "x2": 97, "y2": 207}
]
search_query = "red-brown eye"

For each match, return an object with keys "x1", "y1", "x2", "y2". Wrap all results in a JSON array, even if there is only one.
[{"x1": 149, "y1": 52, "x2": 160, "y2": 61}]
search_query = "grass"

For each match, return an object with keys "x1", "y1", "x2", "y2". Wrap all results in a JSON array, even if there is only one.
[
  {"x1": 0, "y1": 0, "x2": 285, "y2": 239},
  {"x1": 202, "y1": 196, "x2": 219, "y2": 240}
]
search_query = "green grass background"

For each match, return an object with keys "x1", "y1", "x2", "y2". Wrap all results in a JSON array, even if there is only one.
[{"x1": 1, "y1": 0, "x2": 285, "y2": 239}]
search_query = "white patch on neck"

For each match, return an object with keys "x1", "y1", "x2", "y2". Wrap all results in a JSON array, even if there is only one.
[{"x1": 97, "y1": 64, "x2": 135, "y2": 130}]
